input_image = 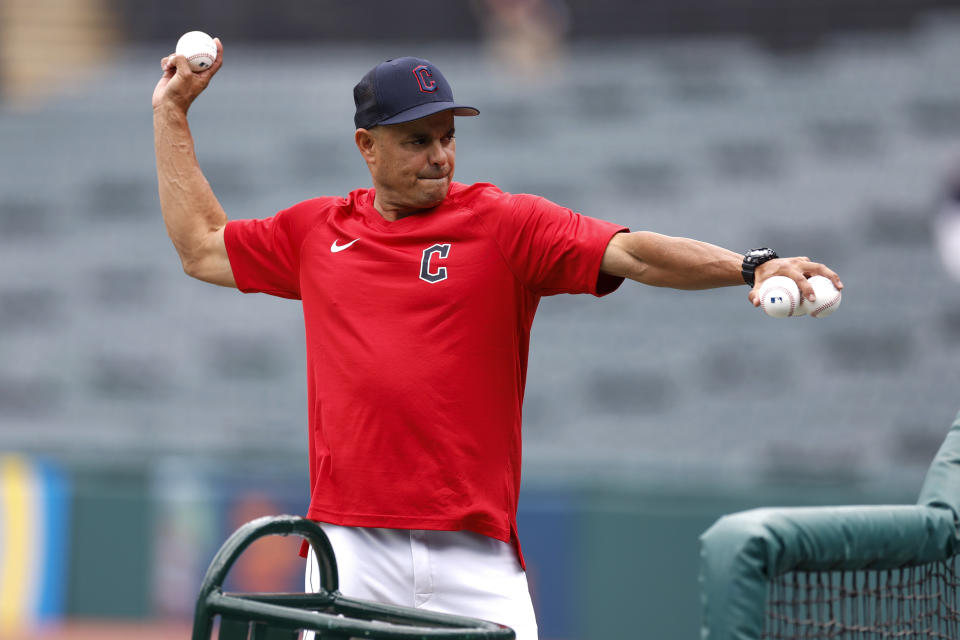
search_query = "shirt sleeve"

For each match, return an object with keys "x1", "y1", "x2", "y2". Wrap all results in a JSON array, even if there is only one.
[
  {"x1": 224, "y1": 200, "x2": 320, "y2": 300},
  {"x1": 483, "y1": 190, "x2": 629, "y2": 296}
]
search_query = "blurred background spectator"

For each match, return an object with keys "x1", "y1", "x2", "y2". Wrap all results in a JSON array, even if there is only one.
[
  {"x1": 934, "y1": 163, "x2": 960, "y2": 282},
  {"x1": 0, "y1": 0, "x2": 117, "y2": 106},
  {"x1": 473, "y1": 0, "x2": 570, "y2": 80}
]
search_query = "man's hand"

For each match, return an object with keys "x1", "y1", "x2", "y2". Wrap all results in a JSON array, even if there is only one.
[
  {"x1": 749, "y1": 257, "x2": 843, "y2": 307},
  {"x1": 152, "y1": 37, "x2": 223, "y2": 113}
]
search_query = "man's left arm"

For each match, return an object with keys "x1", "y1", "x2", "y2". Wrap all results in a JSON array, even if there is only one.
[{"x1": 599, "y1": 231, "x2": 843, "y2": 306}]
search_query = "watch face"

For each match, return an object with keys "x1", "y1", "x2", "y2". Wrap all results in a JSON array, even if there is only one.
[{"x1": 746, "y1": 248, "x2": 774, "y2": 263}]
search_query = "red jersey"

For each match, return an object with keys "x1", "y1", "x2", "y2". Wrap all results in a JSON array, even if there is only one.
[{"x1": 224, "y1": 182, "x2": 626, "y2": 566}]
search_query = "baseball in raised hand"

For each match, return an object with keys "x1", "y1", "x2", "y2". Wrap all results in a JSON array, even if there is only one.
[
  {"x1": 152, "y1": 34, "x2": 223, "y2": 113},
  {"x1": 176, "y1": 31, "x2": 217, "y2": 71}
]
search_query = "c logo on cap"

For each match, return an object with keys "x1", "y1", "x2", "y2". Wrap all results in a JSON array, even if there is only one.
[{"x1": 413, "y1": 65, "x2": 437, "y2": 93}]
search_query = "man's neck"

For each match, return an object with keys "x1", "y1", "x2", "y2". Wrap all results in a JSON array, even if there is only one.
[
  {"x1": 372, "y1": 195, "x2": 411, "y2": 222},
  {"x1": 372, "y1": 190, "x2": 438, "y2": 222}
]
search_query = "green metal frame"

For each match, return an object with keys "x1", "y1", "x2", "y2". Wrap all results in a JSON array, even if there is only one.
[
  {"x1": 699, "y1": 410, "x2": 960, "y2": 640},
  {"x1": 192, "y1": 515, "x2": 516, "y2": 640}
]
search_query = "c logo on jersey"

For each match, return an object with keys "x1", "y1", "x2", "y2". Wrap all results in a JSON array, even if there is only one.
[
  {"x1": 420, "y1": 243, "x2": 451, "y2": 283},
  {"x1": 412, "y1": 65, "x2": 437, "y2": 93}
]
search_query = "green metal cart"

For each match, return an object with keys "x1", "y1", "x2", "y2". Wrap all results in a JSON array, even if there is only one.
[{"x1": 192, "y1": 515, "x2": 516, "y2": 640}]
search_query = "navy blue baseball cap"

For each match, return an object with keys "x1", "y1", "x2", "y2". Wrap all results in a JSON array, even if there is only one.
[{"x1": 353, "y1": 57, "x2": 479, "y2": 129}]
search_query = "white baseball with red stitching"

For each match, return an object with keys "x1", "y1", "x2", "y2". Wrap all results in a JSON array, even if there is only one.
[
  {"x1": 799, "y1": 275, "x2": 842, "y2": 318},
  {"x1": 757, "y1": 276, "x2": 802, "y2": 318},
  {"x1": 175, "y1": 31, "x2": 217, "y2": 72}
]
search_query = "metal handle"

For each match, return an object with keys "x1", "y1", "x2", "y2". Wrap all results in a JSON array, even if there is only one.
[
  {"x1": 200, "y1": 515, "x2": 337, "y2": 594},
  {"x1": 193, "y1": 515, "x2": 338, "y2": 640}
]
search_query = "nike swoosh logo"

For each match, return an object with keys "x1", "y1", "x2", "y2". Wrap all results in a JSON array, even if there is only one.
[{"x1": 330, "y1": 238, "x2": 359, "y2": 253}]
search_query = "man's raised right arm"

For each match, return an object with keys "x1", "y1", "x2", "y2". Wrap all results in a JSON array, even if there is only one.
[{"x1": 152, "y1": 38, "x2": 235, "y2": 288}]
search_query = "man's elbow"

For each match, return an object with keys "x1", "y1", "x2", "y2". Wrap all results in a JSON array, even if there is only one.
[
  {"x1": 181, "y1": 256, "x2": 200, "y2": 279},
  {"x1": 180, "y1": 250, "x2": 214, "y2": 280},
  {"x1": 180, "y1": 253, "x2": 236, "y2": 288}
]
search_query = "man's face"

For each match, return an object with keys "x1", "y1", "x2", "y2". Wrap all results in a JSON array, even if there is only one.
[{"x1": 364, "y1": 110, "x2": 457, "y2": 212}]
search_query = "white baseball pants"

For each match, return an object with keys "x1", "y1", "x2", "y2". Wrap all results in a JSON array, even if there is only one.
[{"x1": 303, "y1": 523, "x2": 538, "y2": 640}]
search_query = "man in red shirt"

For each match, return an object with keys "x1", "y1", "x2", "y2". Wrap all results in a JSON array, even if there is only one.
[{"x1": 153, "y1": 43, "x2": 841, "y2": 639}]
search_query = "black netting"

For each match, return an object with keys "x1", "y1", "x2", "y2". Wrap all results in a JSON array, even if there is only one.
[{"x1": 764, "y1": 555, "x2": 960, "y2": 639}]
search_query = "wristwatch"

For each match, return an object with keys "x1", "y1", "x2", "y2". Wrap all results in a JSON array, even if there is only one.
[{"x1": 741, "y1": 248, "x2": 778, "y2": 286}]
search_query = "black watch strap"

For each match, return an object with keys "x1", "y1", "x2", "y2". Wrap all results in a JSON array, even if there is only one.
[{"x1": 742, "y1": 248, "x2": 778, "y2": 286}]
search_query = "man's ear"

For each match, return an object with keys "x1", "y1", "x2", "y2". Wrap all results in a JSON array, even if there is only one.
[{"x1": 355, "y1": 128, "x2": 377, "y2": 163}]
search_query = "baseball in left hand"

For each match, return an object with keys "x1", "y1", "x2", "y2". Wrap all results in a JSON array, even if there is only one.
[
  {"x1": 750, "y1": 257, "x2": 843, "y2": 308},
  {"x1": 798, "y1": 275, "x2": 842, "y2": 318}
]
